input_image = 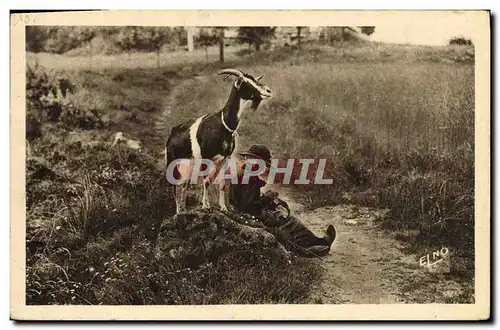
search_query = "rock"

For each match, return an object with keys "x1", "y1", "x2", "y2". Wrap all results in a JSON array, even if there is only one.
[
  {"x1": 345, "y1": 220, "x2": 358, "y2": 225},
  {"x1": 112, "y1": 132, "x2": 141, "y2": 150},
  {"x1": 155, "y1": 209, "x2": 291, "y2": 268}
]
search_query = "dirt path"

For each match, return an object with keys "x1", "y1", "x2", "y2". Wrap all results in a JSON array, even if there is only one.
[{"x1": 266, "y1": 185, "x2": 473, "y2": 304}]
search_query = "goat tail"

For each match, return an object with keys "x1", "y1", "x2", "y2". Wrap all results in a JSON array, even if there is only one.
[
  {"x1": 164, "y1": 146, "x2": 174, "y2": 185},
  {"x1": 164, "y1": 147, "x2": 178, "y2": 209},
  {"x1": 165, "y1": 146, "x2": 183, "y2": 190}
]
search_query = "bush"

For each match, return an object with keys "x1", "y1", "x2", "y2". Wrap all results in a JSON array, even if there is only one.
[
  {"x1": 26, "y1": 26, "x2": 46, "y2": 53},
  {"x1": 235, "y1": 48, "x2": 254, "y2": 57},
  {"x1": 26, "y1": 145, "x2": 172, "y2": 304},
  {"x1": 26, "y1": 62, "x2": 105, "y2": 133},
  {"x1": 449, "y1": 37, "x2": 473, "y2": 46}
]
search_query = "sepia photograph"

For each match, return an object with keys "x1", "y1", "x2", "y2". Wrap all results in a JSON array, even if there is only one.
[{"x1": 10, "y1": 10, "x2": 490, "y2": 320}]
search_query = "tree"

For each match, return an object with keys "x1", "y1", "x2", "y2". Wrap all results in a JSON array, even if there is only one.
[
  {"x1": 196, "y1": 28, "x2": 218, "y2": 62},
  {"x1": 142, "y1": 27, "x2": 172, "y2": 68},
  {"x1": 237, "y1": 27, "x2": 276, "y2": 51},
  {"x1": 24, "y1": 26, "x2": 193, "y2": 57},
  {"x1": 341, "y1": 27, "x2": 358, "y2": 41},
  {"x1": 26, "y1": 26, "x2": 46, "y2": 53},
  {"x1": 74, "y1": 27, "x2": 97, "y2": 67},
  {"x1": 296, "y1": 27, "x2": 303, "y2": 49},
  {"x1": 449, "y1": 36, "x2": 473, "y2": 46},
  {"x1": 43, "y1": 27, "x2": 74, "y2": 54},
  {"x1": 187, "y1": 27, "x2": 194, "y2": 52},
  {"x1": 113, "y1": 27, "x2": 137, "y2": 51},
  {"x1": 216, "y1": 27, "x2": 225, "y2": 63},
  {"x1": 113, "y1": 27, "x2": 172, "y2": 67},
  {"x1": 194, "y1": 27, "x2": 225, "y2": 63},
  {"x1": 359, "y1": 26, "x2": 376, "y2": 36},
  {"x1": 322, "y1": 26, "x2": 376, "y2": 44},
  {"x1": 173, "y1": 27, "x2": 187, "y2": 47}
]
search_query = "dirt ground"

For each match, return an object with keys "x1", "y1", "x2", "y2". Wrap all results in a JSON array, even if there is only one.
[{"x1": 266, "y1": 185, "x2": 473, "y2": 304}]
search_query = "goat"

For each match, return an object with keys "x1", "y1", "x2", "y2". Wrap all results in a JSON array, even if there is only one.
[{"x1": 165, "y1": 69, "x2": 272, "y2": 214}]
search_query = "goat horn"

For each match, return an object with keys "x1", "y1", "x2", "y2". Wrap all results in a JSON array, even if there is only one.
[{"x1": 218, "y1": 69, "x2": 244, "y2": 78}]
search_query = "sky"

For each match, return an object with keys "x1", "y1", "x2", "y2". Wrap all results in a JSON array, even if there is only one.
[
  {"x1": 195, "y1": 13, "x2": 478, "y2": 47},
  {"x1": 366, "y1": 15, "x2": 475, "y2": 46},
  {"x1": 304, "y1": 13, "x2": 477, "y2": 46},
  {"x1": 368, "y1": 25, "x2": 473, "y2": 46}
]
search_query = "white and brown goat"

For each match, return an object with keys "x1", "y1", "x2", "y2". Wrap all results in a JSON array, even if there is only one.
[{"x1": 165, "y1": 69, "x2": 272, "y2": 213}]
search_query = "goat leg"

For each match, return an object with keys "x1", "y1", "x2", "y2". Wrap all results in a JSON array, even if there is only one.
[
  {"x1": 175, "y1": 182, "x2": 188, "y2": 213},
  {"x1": 174, "y1": 184, "x2": 182, "y2": 213},
  {"x1": 202, "y1": 178, "x2": 211, "y2": 209},
  {"x1": 218, "y1": 180, "x2": 229, "y2": 212}
]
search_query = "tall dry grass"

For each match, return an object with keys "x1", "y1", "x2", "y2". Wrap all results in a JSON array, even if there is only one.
[{"x1": 168, "y1": 62, "x2": 473, "y2": 155}]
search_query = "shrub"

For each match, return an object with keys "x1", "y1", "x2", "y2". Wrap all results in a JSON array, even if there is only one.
[
  {"x1": 235, "y1": 48, "x2": 254, "y2": 57},
  {"x1": 26, "y1": 145, "x2": 174, "y2": 304},
  {"x1": 449, "y1": 37, "x2": 473, "y2": 46},
  {"x1": 26, "y1": 62, "x2": 105, "y2": 134}
]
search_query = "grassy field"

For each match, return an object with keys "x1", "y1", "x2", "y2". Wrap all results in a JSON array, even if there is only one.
[
  {"x1": 27, "y1": 45, "x2": 244, "y2": 71},
  {"x1": 25, "y1": 42, "x2": 475, "y2": 304}
]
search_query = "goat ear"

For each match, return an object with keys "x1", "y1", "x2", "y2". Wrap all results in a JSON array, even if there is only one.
[{"x1": 255, "y1": 74, "x2": 264, "y2": 82}]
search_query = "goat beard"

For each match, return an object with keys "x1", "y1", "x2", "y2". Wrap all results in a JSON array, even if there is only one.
[{"x1": 251, "y1": 98, "x2": 262, "y2": 111}]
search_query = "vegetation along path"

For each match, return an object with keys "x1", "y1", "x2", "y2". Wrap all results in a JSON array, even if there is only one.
[{"x1": 266, "y1": 186, "x2": 472, "y2": 304}]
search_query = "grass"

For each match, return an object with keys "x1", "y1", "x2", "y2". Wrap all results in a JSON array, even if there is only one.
[
  {"x1": 26, "y1": 41, "x2": 475, "y2": 304},
  {"x1": 27, "y1": 145, "x2": 322, "y2": 305},
  {"x1": 27, "y1": 143, "x2": 323, "y2": 305},
  {"x1": 27, "y1": 45, "x2": 244, "y2": 72}
]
